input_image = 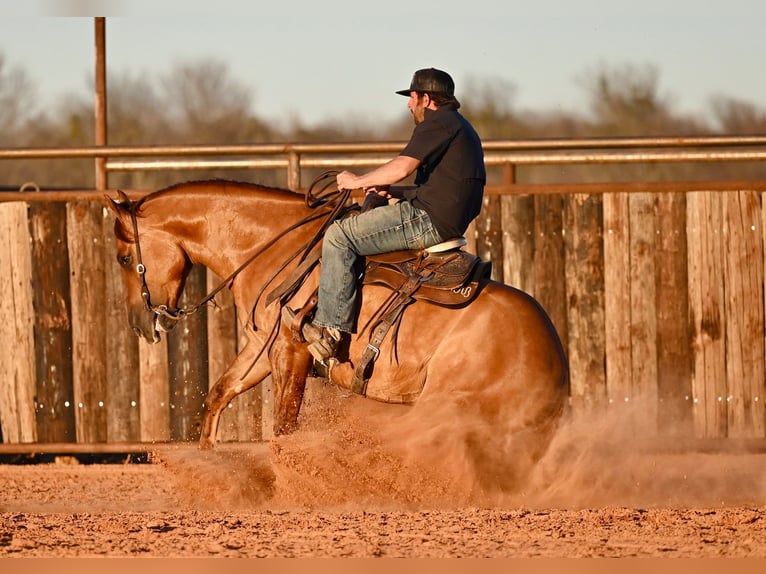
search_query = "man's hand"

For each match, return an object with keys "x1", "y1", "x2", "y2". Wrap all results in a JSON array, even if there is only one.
[
  {"x1": 364, "y1": 185, "x2": 392, "y2": 199},
  {"x1": 336, "y1": 170, "x2": 359, "y2": 191}
]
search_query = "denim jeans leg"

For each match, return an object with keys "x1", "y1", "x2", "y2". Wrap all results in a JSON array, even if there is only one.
[{"x1": 313, "y1": 201, "x2": 443, "y2": 332}]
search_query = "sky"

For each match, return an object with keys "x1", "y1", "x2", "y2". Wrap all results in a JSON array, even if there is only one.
[{"x1": 1, "y1": 0, "x2": 765, "y2": 128}]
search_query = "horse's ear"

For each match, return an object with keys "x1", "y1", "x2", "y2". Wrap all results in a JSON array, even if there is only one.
[
  {"x1": 105, "y1": 189, "x2": 130, "y2": 215},
  {"x1": 105, "y1": 191, "x2": 136, "y2": 242}
]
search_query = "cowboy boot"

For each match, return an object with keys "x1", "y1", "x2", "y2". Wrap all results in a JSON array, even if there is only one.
[{"x1": 281, "y1": 306, "x2": 341, "y2": 361}]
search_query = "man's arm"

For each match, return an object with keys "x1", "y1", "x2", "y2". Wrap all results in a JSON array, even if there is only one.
[{"x1": 336, "y1": 155, "x2": 420, "y2": 191}]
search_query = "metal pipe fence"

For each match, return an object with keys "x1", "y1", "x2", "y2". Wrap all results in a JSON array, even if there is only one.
[{"x1": 1, "y1": 136, "x2": 765, "y2": 191}]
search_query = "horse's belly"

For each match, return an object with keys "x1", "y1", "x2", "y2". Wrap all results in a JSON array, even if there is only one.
[{"x1": 328, "y1": 359, "x2": 425, "y2": 404}]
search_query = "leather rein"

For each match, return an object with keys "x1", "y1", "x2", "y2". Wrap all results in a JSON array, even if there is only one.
[{"x1": 126, "y1": 172, "x2": 352, "y2": 327}]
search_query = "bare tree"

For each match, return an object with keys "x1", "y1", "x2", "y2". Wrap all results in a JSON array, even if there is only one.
[
  {"x1": 160, "y1": 58, "x2": 270, "y2": 143},
  {"x1": 0, "y1": 54, "x2": 37, "y2": 142},
  {"x1": 461, "y1": 76, "x2": 523, "y2": 139},
  {"x1": 579, "y1": 63, "x2": 677, "y2": 135},
  {"x1": 105, "y1": 72, "x2": 171, "y2": 145},
  {"x1": 712, "y1": 95, "x2": 766, "y2": 134}
]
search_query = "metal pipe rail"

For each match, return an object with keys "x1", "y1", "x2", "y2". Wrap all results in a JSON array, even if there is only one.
[
  {"x1": 104, "y1": 149, "x2": 766, "y2": 171},
  {"x1": 3, "y1": 135, "x2": 766, "y2": 159},
  {"x1": 2, "y1": 136, "x2": 764, "y2": 190}
]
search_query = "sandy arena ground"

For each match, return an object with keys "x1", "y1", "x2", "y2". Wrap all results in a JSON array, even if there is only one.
[{"x1": 1, "y1": 381, "x2": 765, "y2": 558}]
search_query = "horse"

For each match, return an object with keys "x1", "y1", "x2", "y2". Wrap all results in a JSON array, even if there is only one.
[{"x1": 107, "y1": 178, "x2": 569, "y2": 482}]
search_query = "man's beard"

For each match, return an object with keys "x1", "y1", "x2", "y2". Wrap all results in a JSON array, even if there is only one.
[{"x1": 412, "y1": 105, "x2": 425, "y2": 125}]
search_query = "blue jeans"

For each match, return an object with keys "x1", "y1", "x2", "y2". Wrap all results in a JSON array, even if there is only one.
[{"x1": 314, "y1": 200, "x2": 444, "y2": 332}]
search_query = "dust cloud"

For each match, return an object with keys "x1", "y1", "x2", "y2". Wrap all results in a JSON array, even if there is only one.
[{"x1": 157, "y1": 379, "x2": 766, "y2": 512}]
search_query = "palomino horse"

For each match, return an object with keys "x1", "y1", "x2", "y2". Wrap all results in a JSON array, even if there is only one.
[{"x1": 108, "y1": 179, "x2": 569, "y2": 464}]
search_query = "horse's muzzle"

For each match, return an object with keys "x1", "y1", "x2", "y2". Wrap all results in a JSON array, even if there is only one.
[
  {"x1": 127, "y1": 307, "x2": 161, "y2": 344},
  {"x1": 156, "y1": 313, "x2": 178, "y2": 333}
]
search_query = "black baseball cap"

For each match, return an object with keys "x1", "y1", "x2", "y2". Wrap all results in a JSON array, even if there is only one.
[{"x1": 396, "y1": 68, "x2": 455, "y2": 97}]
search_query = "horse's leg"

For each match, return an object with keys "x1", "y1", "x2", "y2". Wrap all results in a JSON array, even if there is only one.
[
  {"x1": 199, "y1": 334, "x2": 272, "y2": 449},
  {"x1": 268, "y1": 333, "x2": 314, "y2": 436}
]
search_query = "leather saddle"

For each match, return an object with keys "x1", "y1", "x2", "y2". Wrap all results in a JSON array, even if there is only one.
[
  {"x1": 347, "y1": 238, "x2": 491, "y2": 395},
  {"x1": 362, "y1": 237, "x2": 492, "y2": 307}
]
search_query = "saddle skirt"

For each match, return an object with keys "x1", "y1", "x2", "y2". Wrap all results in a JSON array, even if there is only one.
[{"x1": 363, "y1": 240, "x2": 492, "y2": 307}]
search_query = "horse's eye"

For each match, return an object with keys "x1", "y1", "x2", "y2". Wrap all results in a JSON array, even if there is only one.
[{"x1": 118, "y1": 254, "x2": 132, "y2": 267}]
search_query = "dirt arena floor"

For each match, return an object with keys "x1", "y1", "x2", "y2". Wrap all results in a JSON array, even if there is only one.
[{"x1": 1, "y1": 381, "x2": 765, "y2": 558}]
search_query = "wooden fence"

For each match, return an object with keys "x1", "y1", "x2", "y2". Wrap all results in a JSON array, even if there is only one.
[
  {"x1": 481, "y1": 184, "x2": 766, "y2": 441},
  {"x1": 1, "y1": 143, "x2": 766, "y2": 446}
]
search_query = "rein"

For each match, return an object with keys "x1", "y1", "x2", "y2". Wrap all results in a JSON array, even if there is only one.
[{"x1": 127, "y1": 171, "x2": 352, "y2": 326}]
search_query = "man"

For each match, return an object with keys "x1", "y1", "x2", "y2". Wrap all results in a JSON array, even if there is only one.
[{"x1": 288, "y1": 67, "x2": 486, "y2": 362}]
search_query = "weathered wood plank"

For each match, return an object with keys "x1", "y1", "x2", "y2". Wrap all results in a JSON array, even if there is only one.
[
  {"x1": 28, "y1": 203, "x2": 76, "y2": 442},
  {"x1": 476, "y1": 195, "x2": 504, "y2": 282},
  {"x1": 533, "y1": 194, "x2": 567, "y2": 354},
  {"x1": 603, "y1": 193, "x2": 632, "y2": 408},
  {"x1": 687, "y1": 192, "x2": 727, "y2": 437},
  {"x1": 724, "y1": 191, "x2": 765, "y2": 437},
  {"x1": 102, "y1": 206, "x2": 141, "y2": 442},
  {"x1": 564, "y1": 193, "x2": 606, "y2": 416},
  {"x1": 655, "y1": 192, "x2": 693, "y2": 435},
  {"x1": 500, "y1": 194, "x2": 534, "y2": 293},
  {"x1": 139, "y1": 338, "x2": 170, "y2": 442},
  {"x1": 628, "y1": 192, "x2": 659, "y2": 425},
  {"x1": 67, "y1": 202, "x2": 108, "y2": 443},
  {"x1": 0, "y1": 202, "x2": 37, "y2": 442}
]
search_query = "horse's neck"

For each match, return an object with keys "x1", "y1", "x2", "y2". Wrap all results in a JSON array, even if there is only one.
[{"x1": 165, "y1": 191, "x2": 314, "y2": 281}]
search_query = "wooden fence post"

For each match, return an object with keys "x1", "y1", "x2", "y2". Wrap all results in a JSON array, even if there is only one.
[
  {"x1": 687, "y1": 192, "x2": 727, "y2": 437},
  {"x1": 476, "y1": 195, "x2": 504, "y2": 282},
  {"x1": 627, "y1": 192, "x2": 659, "y2": 426},
  {"x1": 533, "y1": 194, "x2": 568, "y2": 354},
  {"x1": 564, "y1": 193, "x2": 606, "y2": 417},
  {"x1": 28, "y1": 203, "x2": 77, "y2": 442},
  {"x1": 139, "y1": 338, "x2": 170, "y2": 442},
  {"x1": 0, "y1": 202, "x2": 37, "y2": 442},
  {"x1": 603, "y1": 192, "x2": 632, "y2": 411},
  {"x1": 655, "y1": 192, "x2": 693, "y2": 435},
  {"x1": 501, "y1": 194, "x2": 534, "y2": 293},
  {"x1": 724, "y1": 190, "x2": 765, "y2": 437},
  {"x1": 67, "y1": 201, "x2": 108, "y2": 442},
  {"x1": 102, "y1": 205, "x2": 141, "y2": 441}
]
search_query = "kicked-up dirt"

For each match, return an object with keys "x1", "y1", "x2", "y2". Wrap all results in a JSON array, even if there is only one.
[{"x1": 1, "y1": 381, "x2": 764, "y2": 558}]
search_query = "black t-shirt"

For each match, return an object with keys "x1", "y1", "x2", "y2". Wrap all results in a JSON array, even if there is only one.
[{"x1": 400, "y1": 105, "x2": 486, "y2": 240}]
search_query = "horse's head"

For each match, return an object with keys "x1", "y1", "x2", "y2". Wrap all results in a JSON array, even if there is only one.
[{"x1": 107, "y1": 190, "x2": 193, "y2": 343}]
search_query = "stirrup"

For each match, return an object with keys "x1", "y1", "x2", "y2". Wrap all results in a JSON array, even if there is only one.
[
  {"x1": 281, "y1": 306, "x2": 339, "y2": 361},
  {"x1": 307, "y1": 335, "x2": 339, "y2": 362}
]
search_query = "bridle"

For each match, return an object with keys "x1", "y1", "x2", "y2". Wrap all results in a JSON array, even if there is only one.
[
  {"x1": 127, "y1": 205, "x2": 204, "y2": 324},
  {"x1": 124, "y1": 172, "x2": 353, "y2": 329}
]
